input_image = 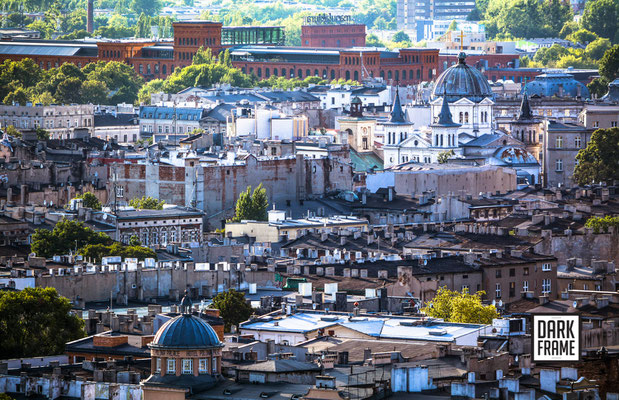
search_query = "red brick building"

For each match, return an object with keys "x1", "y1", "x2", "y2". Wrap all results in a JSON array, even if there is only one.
[
  {"x1": 301, "y1": 24, "x2": 366, "y2": 48},
  {"x1": 0, "y1": 22, "x2": 438, "y2": 85}
]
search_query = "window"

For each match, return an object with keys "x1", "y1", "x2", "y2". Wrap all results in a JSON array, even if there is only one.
[
  {"x1": 167, "y1": 359, "x2": 176, "y2": 374},
  {"x1": 199, "y1": 359, "x2": 208, "y2": 374},
  {"x1": 509, "y1": 268, "x2": 515, "y2": 277},
  {"x1": 509, "y1": 282, "x2": 516, "y2": 297},
  {"x1": 612, "y1": 121, "x2": 617, "y2": 127},
  {"x1": 542, "y1": 263, "x2": 551, "y2": 271},
  {"x1": 116, "y1": 186, "x2": 124, "y2": 198},
  {"x1": 182, "y1": 359, "x2": 193, "y2": 374},
  {"x1": 542, "y1": 279, "x2": 551, "y2": 293},
  {"x1": 212, "y1": 357, "x2": 217, "y2": 373},
  {"x1": 583, "y1": 283, "x2": 588, "y2": 290},
  {"x1": 555, "y1": 136, "x2": 563, "y2": 148},
  {"x1": 156, "y1": 358, "x2": 161, "y2": 372},
  {"x1": 568, "y1": 283, "x2": 573, "y2": 290},
  {"x1": 523, "y1": 281, "x2": 529, "y2": 292},
  {"x1": 593, "y1": 121, "x2": 599, "y2": 128},
  {"x1": 574, "y1": 136, "x2": 581, "y2": 148},
  {"x1": 461, "y1": 285, "x2": 469, "y2": 292},
  {"x1": 495, "y1": 270, "x2": 502, "y2": 278},
  {"x1": 555, "y1": 159, "x2": 563, "y2": 172},
  {"x1": 495, "y1": 283, "x2": 501, "y2": 299},
  {"x1": 524, "y1": 267, "x2": 529, "y2": 276}
]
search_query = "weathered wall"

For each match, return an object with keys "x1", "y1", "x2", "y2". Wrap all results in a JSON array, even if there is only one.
[{"x1": 533, "y1": 230, "x2": 619, "y2": 266}]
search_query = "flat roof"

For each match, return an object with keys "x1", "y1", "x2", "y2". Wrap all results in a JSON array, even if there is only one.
[{"x1": 240, "y1": 312, "x2": 489, "y2": 342}]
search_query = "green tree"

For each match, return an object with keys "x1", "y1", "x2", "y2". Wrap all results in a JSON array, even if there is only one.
[
  {"x1": 79, "y1": 242, "x2": 157, "y2": 262},
  {"x1": 585, "y1": 38, "x2": 612, "y2": 60},
  {"x1": 55, "y1": 77, "x2": 83, "y2": 104},
  {"x1": 421, "y1": 287, "x2": 499, "y2": 324},
  {"x1": 4, "y1": 125, "x2": 21, "y2": 138},
  {"x1": 135, "y1": 13, "x2": 151, "y2": 38},
  {"x1": 138, "y1": 78, "x2": 165, "y2": 104},
  {"x1": 129, "y1": 235, "x2": 141, "y2": 246},
  {"x1": 599, "y1": 45, "x2": 619, "y2": 82},
  {"x1": 447, "y1": 20, "x2": 458, "y2": 32},
  {"x1": 32, "y1": 91, "x2": 55, "y2": 106},
  {"x1": 230, "y1": 184, "x2": 269, "y2": 222},
  {"x1": 0, "y1": 287, "x2": 85, "y2": 359},
  {"x1": 540, "y1": 0, "x2": 573, "y2": 37},
  {"x1": 366, "y1": 34, "x2": 384, "y2": 47},
  {"x1": 533, "y1": 43, "x2": 570, "y2": 66},
  {"x1": 393, "y1": 30, "x2": 411, "y2": 43},
  {"x1": 209, "y1": 289, "x2": 253, "y2": 332},
  {"x1": 130, "y1": 0, "x2": 162, "y2": 16},
  {"x1": 3, "y1": 87, "x2": 29, "y2": 106},
  {"x1": 567, "y1": 29, "x2": 599, "y2": 45},
  {"x1": 193, "y1": 46, "x2": 214, "y2": 65},
  {"x1": 587, "y1": 77, "x2": 609, "y2": 98},
  {"x1": 31, "y1": 218, "x2": 112, "y2": 258},
  {"x1": 129, "y1": 196, "x2": 165, "y2": 210},
  {"x1": 84, "y1": 61, "x2": 144, "y2": 104},
  {"x1": 36, "y1": 127, "x2": 50, "y2": 141},
  {"x1": 74, "y1": 192, "x2": 102, "y2": 210},
  {"x1": 559, "y1": 21, "x2": 579, "y2": 39},
  {"x1": 574, "y1": 127, "x2": 619, "y2": 185},
  {"x1": 581, "y1": 0, "x2": 619, "y2": 40},
  {"x1": 80, "y1": 80, "x2": 108, "y2": 104},
  {"x1": 585, "y1": 216, "x2": 619, "y2": 233},
  {"x1": 437, "y1": 149, "x2": 455, "y2": 164}
]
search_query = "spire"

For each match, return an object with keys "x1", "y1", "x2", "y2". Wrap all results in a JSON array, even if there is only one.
[
  {"x1": 390, "y1": 86, "x2": 406, "y2": 123},
  {"x1": 518, "y1": 92, "x2": 533, "y2": 120},
  {"x1": 436, "y1": 94, "x2": 459, "y2": 126}
]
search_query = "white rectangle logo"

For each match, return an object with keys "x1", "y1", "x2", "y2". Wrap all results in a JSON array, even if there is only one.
[{"x1": 532, "y1": 314, "x2": 580, "y2": 362}]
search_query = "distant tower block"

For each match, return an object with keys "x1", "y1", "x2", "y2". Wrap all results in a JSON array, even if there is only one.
[{"x1": 87, "y1": 0, "x2": 94, "y2": 33}]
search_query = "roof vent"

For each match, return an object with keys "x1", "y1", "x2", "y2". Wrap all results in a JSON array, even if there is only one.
[
  {"x1": 320, "y1": 315, "x2": 339, "y2": 322},
  {"x1": 429, "y1": 328, "x2": 447, "y2": 336}
]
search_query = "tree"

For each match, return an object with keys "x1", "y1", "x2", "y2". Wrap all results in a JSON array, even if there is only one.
[
  {"x1": 540, "y1": 0, "x2": 573, "y2": 37},
  {"x1": 587, "y1": 77, "x2": 609, "y2": 98},
  {"x1": 74, "y1": 192, "x2": 102, "y2": 210},
  {"x1": 36, "y1": 127, "x2": 50, "y2": 141},
  {"x1": 437, "y1": 149, "x2": 455, "y2": 164},
  {"x1": 393, "y1": 30, "x2": 411, "y2": 43},
  {"x1": 585, "y1": 216, "x2": 619, "y2": 233},
  {"x1": 84, "y1": 61, "x2": 144, "y2": 104},
  {"x1": 0, "y1": 287, "x2": 85, "y2": 359},
  {"x1": 599, "y1": 45, "x2": 619, "y2": 82},
  {"x1": 574, "y1": 128, "x2": 619, "y2": 186},
  {"x1": 559, "y1": 21, "x2": 579, "y2": 39},
  {"x1": 31, "y1": 218, "x2": 112, "y2": 258},
  {"x1": 130, "y1": 0, "x2": 162, "y2": 16},
  {"x1": 230, "y1": 184, "x2": 269, "y2": 222},
  {"x1": 55, "y1": 77, "x2": 83, "y2": 104},
  {"x1": 581, "y1": 0, "x2": 618, "y2": 40},
  {"x1": 366, "y1": 34, "x2": 384, "y2": 47},
  {"x1": 567, "y1": 29, "x2": 598, "y2": 45},
  {"x1": 129, "y1": 235, "x2": 141, "y2": 246},
  {"x1": 80, "y1": 80, "x2": 108, "y2": 104},
  {"x1": 585, "y1": 38, "x2": 612, "y2": 60},
  {"x1": 3, "y1": 87, "x2": 29, "y2": 106},
  {"x1": 447, "y1": 20, "x2": 458, "y2": 32},
  {"x1": 193, "y1": 46, "x2": 214, "y2": 65},
  {"x1": 421, "y1": 287, "x2": 499, "y2": 324},
  {"x1": 129, "y1": 196, "x2": 165, "y2": 210},
  {"x1": 79, "y1": 242, "x2": 157, "y2": 262},
  {"x1": 209, "y1": 289, "x2": 253, "y2": 332},
  {"x1": 3, "y1": 125, "x2": 22, "y2": 138},
  {"x1": 534, "y1": 43, "x2": 570, "y2": 66}
]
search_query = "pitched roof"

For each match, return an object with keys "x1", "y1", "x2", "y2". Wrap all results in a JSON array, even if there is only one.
[{"x1": 389, "y1": 87, "x2": 406, "y2": 123}]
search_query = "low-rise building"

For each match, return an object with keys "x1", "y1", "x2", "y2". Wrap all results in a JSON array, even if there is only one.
[
  {"x1": 0, "y1": 104, "x2": 94, "y2": 139},
  {"x1": 542, "y1": 120, "x2": 592, "y2": 188}
]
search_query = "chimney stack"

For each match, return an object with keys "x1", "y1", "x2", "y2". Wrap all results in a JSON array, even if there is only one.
[{"x1": 87, "y1": 0, "x2": 94, "y2": 33}]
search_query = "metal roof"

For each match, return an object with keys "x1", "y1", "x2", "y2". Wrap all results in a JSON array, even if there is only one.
[{"x1": 0, "y1": 42, "x2": 96, "y2": 57}]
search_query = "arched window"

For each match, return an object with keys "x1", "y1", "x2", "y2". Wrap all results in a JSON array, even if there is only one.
[
  {"x1": 459, "y1": 112, "x2": 463, "y2": 123},
  {"x1": 330, "y1": 70, "x2": 335, "y2": 80},
  {"x1": 346, "y1": 71, "x2": 351, "y2": 80},
  {"x1": 265, "y1": 68, "x2": 270, "y2": 78},
  {"x1": 298, "y1": 69, "x2": 302, "y2": 78},
  {"x1": 306, "y1": 69, "x2": 311, "y2": 77},
  {"x1": 273, "y1": 68, "x2": 278, "y2": 76},
  {"x1": 388, "y1": 71, "x2": 392, "y2": 80},
  {"x1": 395, "y1": 71, "x2": 399, "y2": 81},
  {"x1": 354, "y1": 71, "x2": 359, "y2": 81},
  {"x1": 314, "y1": 69, "x2": 319, "y2": 76},
  {"x1": 409, "y1": 70, "x2": 413, "y2": 80},
  {"x1": 440, "y1": 135, "x2": 443, "y2": 146},
  {"x1": 162, "y1": 64, "x2": 167, "y2": 75},
  {"x1": 464, "y1": 112, "x2": 469, "y2": 123}
]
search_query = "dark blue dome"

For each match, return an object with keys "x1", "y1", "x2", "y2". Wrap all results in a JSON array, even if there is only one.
[
  {"x1": 151, "y1": 315, "x2": 221, "y2": 349},
  {"x1": 432, "y1": 52, "x2": 494, "y2": 103}
]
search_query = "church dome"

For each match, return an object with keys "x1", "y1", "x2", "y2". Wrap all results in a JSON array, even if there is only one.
[
  {"x1": 432, "y1": 52, "x2": 494, "y2": 103},
  {"x1": 150, "y1": 314, "x2": 221, "y2": 349}
]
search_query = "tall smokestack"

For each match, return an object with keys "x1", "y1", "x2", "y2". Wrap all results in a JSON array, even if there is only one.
[{"x1": 87, "y1": 0, "x2": 94, "y2": 34}]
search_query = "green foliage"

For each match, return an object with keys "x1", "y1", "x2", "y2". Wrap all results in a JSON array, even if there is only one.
[
  {"x1": 421, "y1": 287, "x2": 499, "y2": 324},
  {"x1": 36, "y1": 127, "x2": 50, "y2": 141},
  {"x1": 3, "y1": 125, "x2": 21, "y2": 138},
  {"x1": 209, "y1": 289, "x2": 253, "y2": 332},
  {"x1": 567, "y1": 29, "x2": 599, "y2": 45},
  {"x1": 74, "y1": 192, "x2": 102, "y2": 210},
  {"x1": 533, "y1": 44, "x2": 570, "y2": 65},
  {"x1": 393, "y1": 30, "x2": 411, "y2": 42},
  {"x1": 161, "y1": 58, "x2": 255, "y2": 93},
  {"x1": 366, "y1": 34, "x2": 385, "y2": 48},
  {"x1": 129, "y1": 235, "x2": 141, "y2": 246},
  {"x1": 58, "y1": 29, "x2": 90, "y2": 40},
  {"x1": 447, "y1": 20, "x2": 458, "y2": 31},
  {"x1": 581, "y1": 0, "x2": 619, "y2": 41},
  {"x1": 230, "y1": 184, "x2": 269, "y2": 222},
  {"x1": 31, "y1": 218, "x2": 112, "y2": 258},
  {"x1": 484, "y1": 0, "x2": 572, "y2": 39},
  {"x1": 585, "y1": 38, "x2": 612, "y2": 60},
  {"x1": 587, "y1": 77, "x2": 609, "y2": 98},
  {"x1": 559, "y1": 21, "x2": 579, "y2": 39},
  {"x1": 129, "y1": 196, "x2": 165, "y2": 210},
  {"x1": 130, "y1": 0, "x2": 162, "y2": 16},
  {"x1": 574, "y1": 127, "x2": 619, "y2": 186},
  {"x1": 437, "y1": 149, "x2": 455, "y2": 164},
  {"x1": 79, "y1": 242, "x2": 157, "y2": 262},
  {"x1": 138, "y1": 79, "x2": 165, "y2": 105},
  {"x1": 599, "y1": 45, "x2": 619, "y2": 82},
  {"x1": 0, "y1": 59, "x2": 141, "y2": 106},
  {"x1": 0, "y1": 287, "x2": 85, "y2": 359},
  {"x1": 584, "y1": 216, "x2": 619, "y2": 233}
]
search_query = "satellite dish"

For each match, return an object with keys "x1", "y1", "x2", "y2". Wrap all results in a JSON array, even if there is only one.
[
  {"x1": 498, "y1": 300, "x2": 503, "y2": 307},
  {"x1": 492, "y1": 300, "x2": 496, "y2": 306},
  {"x1": 573, "y1": 301, "x2": 578, "y2": 308},
  {"x1": 102, "y1": 214, "x2": 108, "y2": 220}
]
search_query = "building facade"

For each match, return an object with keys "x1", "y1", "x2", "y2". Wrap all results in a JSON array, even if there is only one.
[
  {"x1": 301, "y1": 24, "x2": 366, "y2": 48},
  {"x1": 542, "y1": 120, "x2": 592, "y2": 188},
  {"x1": 0, "y1": 104, "x2": 94, "y2": 139}
]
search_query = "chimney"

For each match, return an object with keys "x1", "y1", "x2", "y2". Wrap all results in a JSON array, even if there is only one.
[
  {"x1": 87, "y1": 0, "x2": 94, "y2": 33},
  {"x1": 361, "y1": 192, "x2": 367, "y2": 205},
  {"x1": 340, "y1": 236, "x2": 346, "y2": 246},
  {"x1": 388, "y1": 187, "x2": 394, "y2": 202}
]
